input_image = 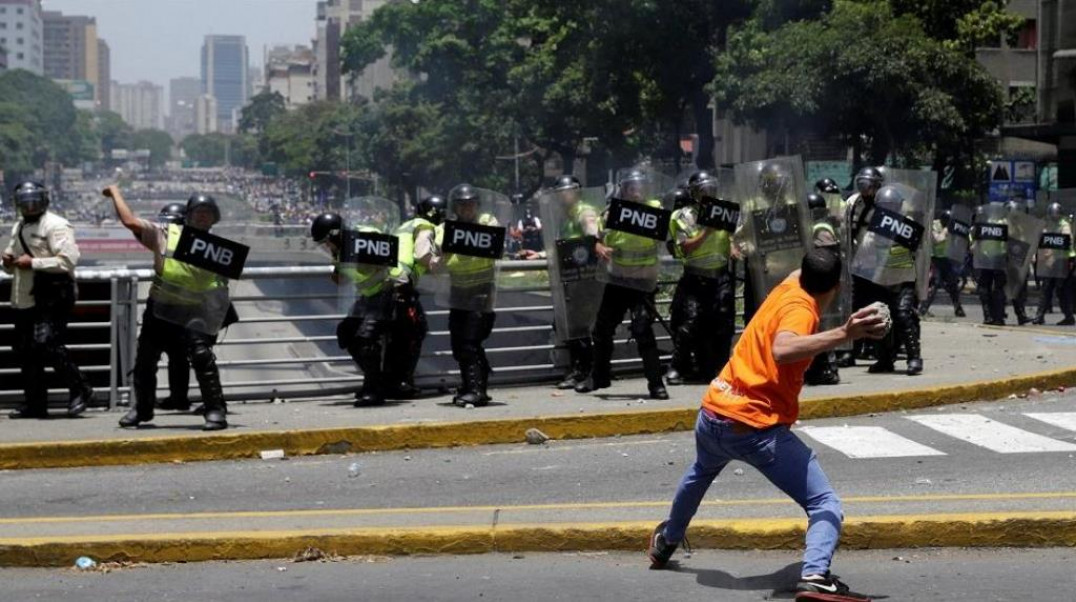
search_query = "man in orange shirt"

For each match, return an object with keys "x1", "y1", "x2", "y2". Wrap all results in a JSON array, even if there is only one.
[{"x1": 648, "y1": 248, "x2": 886, "y2": 602}]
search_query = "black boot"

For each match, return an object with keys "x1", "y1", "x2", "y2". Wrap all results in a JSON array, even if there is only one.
[
  {"x1": 641, "y1": 347, "x2": 668, "y2": 400},
  {"x1": 9, "y1": 403, "x2": 48, "y2": 420},
  {"x1": 954, "y1": 302, "x2": 966, "y2": 318},
  {"x1": 351, "y1": 341, "x2": 385, "y2": 407},
  {"x1": 119, "y1": 383, "x2": 155, "y2": 427},
  {"x1": 67, "y1": 385, "x2": 93, "y2": 417},
  {"x1": 454, "y1": 360, "x2": 487, "y2": 407},
  {"x1": 664, "y1": 368, "x2": 684, "y2": 386},
  {"x1": 158, "y1": 396, "x2": 192, "y2": 411},
  {"x1": 196, "y1": 369, "x2": 227, "y2": 430},
  {"x1": 576, "y1": 338, "x2": 612, "y2": 393}
]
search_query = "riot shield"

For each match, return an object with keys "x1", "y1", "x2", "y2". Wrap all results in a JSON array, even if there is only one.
[
  {"x1": 597, "y1": 166, "x2": 676, "y2": 292},
  {"x1": 1004, "y1": 211, "x2": 1045, "y2": 300},
  {"x1": 1037, "y1": 217, "x2": 1071, "y2": 279},
  {"x1": 430, "y1": 188, "x2": 511, "y2": 312},
  {"x1": 849, "y1": 184, "x2": 931, "y2": 299},
  {"x1": 875, "y1": 168, "x2": 937, "y2": 299},
  {"x1": 733, "y1": 156, "x2": 811, "y2": 297},
  {"x1": 972, "y1": 203, "x2": 1008, "y2": 272},
  {"x1": 336, "y1": 196, "x2": 402, "y2": 316},
  {"x1": 151, "y1": 226, "x2": 244, "y2": 336},
  {"x1": 539, "y1": 186, "x2": 606, "y2": 343},
  {"x1": 946, "y1": 204, "x2": 972, "y2": 264}
]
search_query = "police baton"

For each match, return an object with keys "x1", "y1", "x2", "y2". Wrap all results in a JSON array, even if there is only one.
[{"x1": 643, "y1": 293, "x2": 675, "y2": 340}]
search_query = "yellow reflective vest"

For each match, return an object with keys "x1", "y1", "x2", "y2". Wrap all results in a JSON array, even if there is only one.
[
  {"x1": 436, "y1": 213, "x2": 499, "y2": 289},
  {"x1": 151, "y1": 224, "x2": 224, "y2": 305},
  {"x1": 669, "y1": 205, "x2": 729, "y2": 277}
]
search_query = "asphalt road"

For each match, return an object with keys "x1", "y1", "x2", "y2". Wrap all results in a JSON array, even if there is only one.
[
  {"x1": 3, "y1": 548, "x2": 1073, "y2": 601},
  {"x1": 2, "y1": 392, "x2": 1074, "y2": 539}
]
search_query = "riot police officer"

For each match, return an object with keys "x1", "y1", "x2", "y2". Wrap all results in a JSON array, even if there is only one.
[
  {"x1": 1034, "y1": 202, "x2": 1075, "y2": 325},
  {"x1": 106, "y1": 187, "x2": 231, "y2": 430},
  {"x1": 439, "y1": 184, "x2": 501, "y2": 407},
  {"x1": 4, "y1": 181, "x2": 93, "y2": 419},
  {"x1": 920, "y1": 210, "x2": 967, "y2": 318},
  {"x1": 840, "y1": 167, "x2": 885, "y2": 368},
  {"x1": 384, "y1": 196, "x2": 443, "y2": 398},
  {"x1": 529, "y1": 175, "x2": 601, "y2": 389},
  {"x1": 665, "y1": 172, "x2": 734, "y2": 386},
  {"x1": 973, "y1": 203, "x2": 1009, "y2": 326},
  {"x1": 1005, "y1": 200, "x2": 1032, "y2": 325},
  {"x1": 152, "y1": 203, "x2": 193, "y2": 411},
  {"x1": 803, "y1": 193, "x2": 841, "y2": 385},
  {"x1": 576, "y1": 170, "x2": 669, "y2": 400},
  {"x1": 312, "y1": 211, "x2": 399, "y2": 407}
]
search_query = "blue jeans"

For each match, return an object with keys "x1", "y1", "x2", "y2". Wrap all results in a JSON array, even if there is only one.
[{"x1": 663, "y1": 410, "x2": 843, "y2": 576}]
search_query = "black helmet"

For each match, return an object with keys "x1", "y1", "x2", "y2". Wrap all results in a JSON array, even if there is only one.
[
  {"x1": 806, "y1": 193, "x2": 827, "y2": 211},
  {"x1": 854, "y1": 167, "x2": 884, "y2": 197},
  {"x1": 815, "y1": 178, "x2": 840, "y2": 194},
  {"x1": 940, "y1": 209, "x2": 951, "y2": 227},
  {"x1": 449, "y1": 183, "x2": 479, "y2": 204},
  {"x1": 416, "y1": 195, "x2": 447, "y2": 225},
  {"x1": 616, "y1": 169, "x2": 649, "y2": 200},
  {"x1": 310, "y1": 212, "x2": 344, "y2": 246},
  {"x1": 667, "y1": 186, "x2": 693, "y2": 210},
  {"x1": 158, "y1": 202, "x2": 187, "y2": 225},
  {"x1": 687, "y1": 170, "x2": 719, "y2": 200},
  {"x1": 759, "y1": 163, "x2": 789, "y2": 197},
  {"x1": 185, "y1": 194, "x2": 221, "y2": 224},
  {"x1": 553, "y1": 175, "x2": 581, "y2": 192},
  {"x1": 12, "y1": 181, "x2": 50, "y2": 219},
  {"x1": 1047, "y1": 202, "x2": 1063, "y2": 220},
  {"x1": 875, "y1": 185, "x2": 904, "y2": 207}
]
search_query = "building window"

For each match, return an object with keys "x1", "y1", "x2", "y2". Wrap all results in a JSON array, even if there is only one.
[
  {"x1": 16, "y1": 22, "x2": 22, "y2": 30},
  {"x1": 17, "y1": 7, "x2": 23, "y2": 15},
  {"x1": 1015, "y1": 20, "x2": 1037, "y2": 50},
  {"x1": 16, "y1": 52, "x2": 23, "y2": 60},
  {"x1": 16, "y1": 38, "x2": 23, "y2": 45}
]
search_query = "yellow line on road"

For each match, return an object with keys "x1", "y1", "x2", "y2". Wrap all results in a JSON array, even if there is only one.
[
  {"x1": 2, "y1": 491, "x2": 1074, "y2": 526},
  {"x1": 2, "y1": 511, "x2": 1075, "y2": 566}
]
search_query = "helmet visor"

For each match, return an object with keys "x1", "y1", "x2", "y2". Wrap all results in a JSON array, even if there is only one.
[{"x1": 14, "y1": 191, "x2": 47, "y2": 216}]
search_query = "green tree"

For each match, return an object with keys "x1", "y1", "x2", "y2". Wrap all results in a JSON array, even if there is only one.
[
  {"x1": 0, "y1": 102, "x2": 37, "y2": 183},
  {"x1": 94, "y1": 110, "x2": 134, "y2": 155},
  {"x1": 130, "y1": 129, "x2": 175, "y2": 168},
  {"x1": 180, "y1": 133, "x2": 229, "y2": 167},
  {"x1": 887, "y1": 0, "x2": 1024, "y2": 54},
  {"x1": 712, "y1": 0, "x2": 1002, "y2": 190},
  {"x1": 239, "y1": 91, "x2": 287, "y2": 135},
  {"x1": 0, "y1": 70, "x2": 80, "y2": 167}
]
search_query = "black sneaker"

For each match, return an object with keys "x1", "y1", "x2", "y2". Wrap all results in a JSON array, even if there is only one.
[
  {"x1": 796, "y1": 573, "x2": 871, "y2": 601},
  {"x1": 647, "y1": 520, "x2": 684, "y2": 569}
]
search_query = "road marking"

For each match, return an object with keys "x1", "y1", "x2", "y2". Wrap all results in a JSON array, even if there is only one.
[
  {"x1": 800, "y1": 426, "x2": 946, "y2": 458},
  {"x1": 1025, "y1": 412, "x2": 1076, "y2": 433},
  {"x1": 908, "y1": 414, "x2": 1076, "y2": 453},
  {"x1": 1, "y1": 492, "x2": 1074, "y2": 526}
]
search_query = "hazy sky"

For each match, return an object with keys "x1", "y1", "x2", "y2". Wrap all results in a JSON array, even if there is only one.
[{"x1": 42, "y1": 0, "x2": 319, "y2": 91}]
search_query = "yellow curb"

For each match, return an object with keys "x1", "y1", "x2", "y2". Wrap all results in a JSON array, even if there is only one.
[
  {"x1": 2, "y1": 365, "x2": 1075, "y2": 471},
  {"x1": 1, "y1": 512, "x2": 1074, "y2": 567}
]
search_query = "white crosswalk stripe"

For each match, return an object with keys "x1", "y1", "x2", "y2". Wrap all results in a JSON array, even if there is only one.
[
  {"x1": 1024, "y1": 412, "x2": 1076, "y2": 433},
  {"x1": 799, "y1": 426, "x2": 946, "y2": 459},
  {"x1": 907, "y1": 414, "x2": 1076, "y2": 454}
]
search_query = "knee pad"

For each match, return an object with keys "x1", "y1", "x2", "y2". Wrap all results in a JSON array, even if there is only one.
[{"x1": 188, "y1": 343, "x2": 217, "y2": 372}]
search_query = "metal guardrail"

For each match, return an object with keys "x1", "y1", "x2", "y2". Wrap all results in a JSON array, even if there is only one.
[{"x1": 0, "y1": 260, "x2": 744, "y2": 409}]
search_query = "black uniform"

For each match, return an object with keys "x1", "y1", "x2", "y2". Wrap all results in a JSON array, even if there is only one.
[{"x1": 6, "y1": 182, "x2": 93, "y2": 419}]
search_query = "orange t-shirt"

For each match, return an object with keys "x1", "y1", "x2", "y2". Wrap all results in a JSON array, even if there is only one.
[{"x1": 702, "y1": 274, "x2": 820, "y2": 428}]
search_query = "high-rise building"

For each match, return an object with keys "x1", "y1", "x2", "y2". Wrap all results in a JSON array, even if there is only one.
[
  {"x1": 265, "y1": 44, "x2": 315, "y2": 110},
  {"x1": 201, "y1": 35, "x2": 249, "y2": 134},
  {"x1": 0, "y1": 0, "x2": 44, "y2": 75},
  {"x1": 42, "y1": 10, "x2": 99, "y2": 104},
  {"x1": 195, "y1": 94, "x2": 218, "y2": 135},
  {"x1": 111, "y1": 80, "x2": 163, "y2": 130},
  {"x1": 313, "y1": 0, "x2": 400, "y2": 102},
  {"x1": 97, "y1": 39, "x2": 109, "y2": 110},
  {"x1": 168, "y1": 76, "x2": 202, "y2": 141}
]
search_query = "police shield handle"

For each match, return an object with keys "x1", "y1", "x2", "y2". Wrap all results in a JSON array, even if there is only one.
[
  {"x1": 604, "y1": 198, "x2": 671, "y2": 241},
  {"x1": 697, "y1": 198, "x2": 741, "y2": 232},
  {"x1": 441, "y1": 221, "x2": 507, "y2": 259},
  {"x1": 172, "y1": 227, "x2": 250, "y2": 280},
  {"x1": 1041, "y1": 233, "x2": 1071, "y2": 250},
  {"x1": 869, "y1": 208, "x2": 925, "y2": 251},
  {"x1": 340, "y1": 230, "x2": 399, "y2": 267}
]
